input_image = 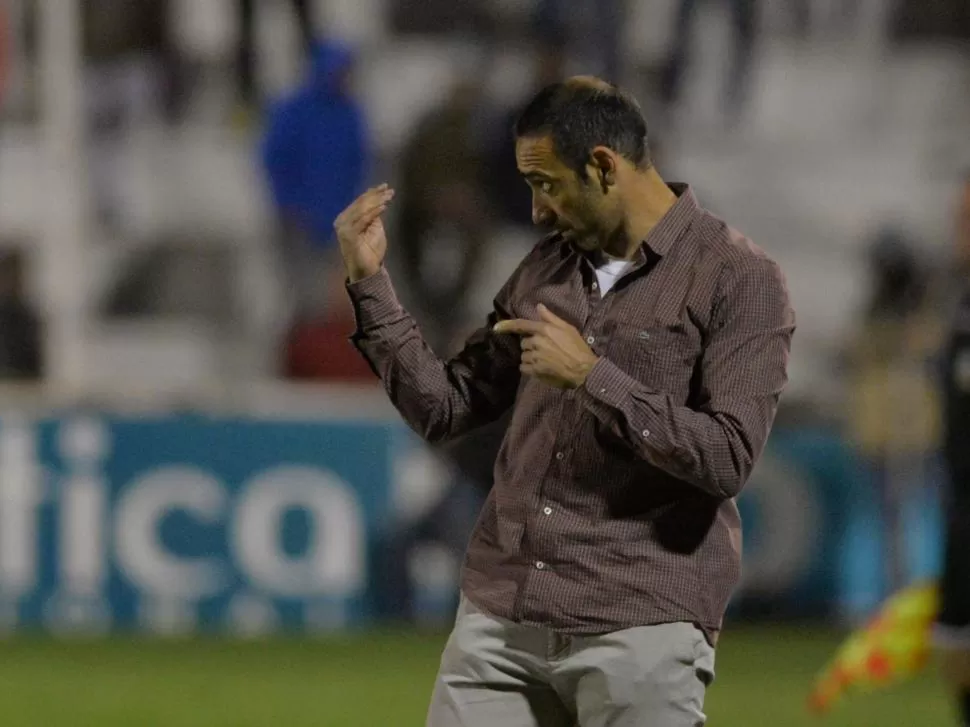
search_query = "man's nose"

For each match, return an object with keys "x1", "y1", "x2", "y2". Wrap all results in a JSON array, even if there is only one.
[{"x1": 532, "y1": 199, "x2": 553, "y2": 226}]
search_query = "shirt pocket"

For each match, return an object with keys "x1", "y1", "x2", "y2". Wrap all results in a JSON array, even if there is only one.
[{"x1": 606, "y1": 324, "x2": 698, "y2": 402}]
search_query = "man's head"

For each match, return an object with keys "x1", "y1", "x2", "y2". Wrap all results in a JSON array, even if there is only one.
[{"x1": 513, "y1": 76, "x2": 652, "y2": 252}]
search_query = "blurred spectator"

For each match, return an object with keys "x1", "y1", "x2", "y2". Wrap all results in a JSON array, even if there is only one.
[
  {"x1": 487, "y1": 44, "x2": 566, "y2": 230},
  {"x1": 788, "y1": 0, "x2": 861, "y2": 39},
  {"x1": 81, "y1": 0, "x2": 177, "y2": 232},
  {"x1": 845, "y1": 228, "x2": 944, "y2": 596},
  {"x1": 939, "y1": 174, "x2": 970, "y2": 313},
  {"x1": 388, "y1": 0, "x2": 495, "y2": 38},
  {"x1": 789, "y1": 0, "x2": 811, "y2": 38},
  {"x1": 956, "y1": 175, "x2": 970, "y2": 275},
  {"x1": 891, "y1": 0, "x2": 970, "y2": 43},
  {"x1": 660, "y1": 0, "x2": 759, "y2": 124},
  {"x1": 100, "y1": 234, "x2": 237, "y2": 326},
  {"x1": 861, "y1": 230, "x2": 930, "y2": 319},
  {"x1": 237, "y1": 0, "x2": 316, "y2": 114},
  {"x1": 395, "y1": 77, "x2": 490, "y2": 350},
  {"x1": 260, "y1": 39, "x2": 368, "y2": 319},
  {"x1": 531, "y1": 0, "x2": 625, "y2": 82},
  {"x1": 0, "y1": 3, "x2": 7, "y2": 109},
  {"x1": 0, "y1": 250, "x2": 42, "y2": 380}
]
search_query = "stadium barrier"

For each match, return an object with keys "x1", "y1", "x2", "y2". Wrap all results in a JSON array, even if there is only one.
[{"x1": 0, "y1": 406, "x2": 943, "y2": 635}]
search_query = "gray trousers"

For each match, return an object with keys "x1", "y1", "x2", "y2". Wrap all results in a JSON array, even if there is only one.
[{"x1": 427, "y1": 594, "x2": 716, "y2": 727}]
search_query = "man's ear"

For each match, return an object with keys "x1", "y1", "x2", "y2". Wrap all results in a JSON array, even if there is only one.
[{"x1": 589, "y1": 147, "x2": 617, "y2": 191}]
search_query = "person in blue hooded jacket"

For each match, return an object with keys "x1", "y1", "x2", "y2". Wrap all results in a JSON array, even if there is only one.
[{"x1": 260, "y1": 40, "x2": 369, "y2": 314}]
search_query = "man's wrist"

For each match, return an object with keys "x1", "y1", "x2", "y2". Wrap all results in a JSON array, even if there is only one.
[
  {"x1": 346, "y1": 264, "x2": 383, "y2": 285},
  {"x1": 344, "y1": 267, "x2": 401, "y2": 332},
  {"x1": 573, "y1": 355, "x2": 602, "y2": 388}
]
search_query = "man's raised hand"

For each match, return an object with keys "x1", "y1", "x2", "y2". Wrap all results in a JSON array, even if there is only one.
[{"x1": 334, "y1": 184, "x2": 395, "y2": 282}]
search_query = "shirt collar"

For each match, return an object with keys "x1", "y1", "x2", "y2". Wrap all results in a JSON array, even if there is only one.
[
  {"x1": 581, "y1": 183, "x2": 699, "y2": 269},
  {"x1": 640, "y1": 183, "x2": 699, "y2": 258}
]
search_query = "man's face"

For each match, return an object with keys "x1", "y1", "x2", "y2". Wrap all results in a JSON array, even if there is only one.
[{"x1": 515, "y1": 135, "x2": 617, "y2": 252}]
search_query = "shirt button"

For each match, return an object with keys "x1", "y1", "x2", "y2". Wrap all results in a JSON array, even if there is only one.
[
  {"x1": 535, "y1": 561, "x2": 546, "y2": 570},
  {"x1": 555, "y1": 451, "x2": 564, "y2": 460},
  {"x1": 642, "y1": 429, "x2": 650, "y2": 438},
  {"x1": 591, "y1": 282, "x2": 599, "y2": 291},
  {"x1": 586, "y1": 336, "x2": 595, "y2": 345},
  {"x1": 543, "y1": 506, "x2": 552, "y2": 515}
]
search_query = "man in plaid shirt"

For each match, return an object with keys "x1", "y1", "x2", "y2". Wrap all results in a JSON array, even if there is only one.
[{"x1": 336, "y1": 76, "x2": 795, "y2": 726}]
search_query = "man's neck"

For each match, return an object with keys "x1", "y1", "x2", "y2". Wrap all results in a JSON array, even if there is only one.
[{"x1": 603, "y1": 168, "x2": 678, "y2": 259}]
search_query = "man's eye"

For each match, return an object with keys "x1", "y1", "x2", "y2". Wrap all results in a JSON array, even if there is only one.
[{"x1": 540, "y1": 181, "x2": 553, "y2": 194}]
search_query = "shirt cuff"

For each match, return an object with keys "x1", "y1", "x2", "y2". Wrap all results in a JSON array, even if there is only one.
[
  {"x1": 580, "y1": 357, "x2": 660, "y2": 442},
  {"x1": 582, "y1": 356, "x2": 638, "y2": 410},
  {"x1": 345, "y1": 267, "x2": 402, "y2": 333}
]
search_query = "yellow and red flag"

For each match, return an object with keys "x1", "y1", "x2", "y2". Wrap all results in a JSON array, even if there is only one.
[{"x1": 808, "y1": 582, "x2": 939, "y2": 714}]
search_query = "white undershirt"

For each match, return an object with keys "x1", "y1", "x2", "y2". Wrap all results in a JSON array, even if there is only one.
[{"x1": 594, "y1": 258, "x2": 634, "y2": 294}]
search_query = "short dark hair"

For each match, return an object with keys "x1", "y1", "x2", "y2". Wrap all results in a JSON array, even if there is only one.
[{"x1": 514, "y1": 81, "x2": 650, "y2": 179}]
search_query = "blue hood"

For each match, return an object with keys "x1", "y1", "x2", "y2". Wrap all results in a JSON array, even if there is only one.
[
  {"x1": 307, "y1": 40, "x2": 354, "y2": 89},
  {"x1": 260, "y1": 39, "x2": 368, "y2": 249}
]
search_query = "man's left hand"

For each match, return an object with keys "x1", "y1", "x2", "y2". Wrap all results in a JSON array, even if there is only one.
[{"x1": 493, "y1": 304, "x2": 600, "y2": 389}]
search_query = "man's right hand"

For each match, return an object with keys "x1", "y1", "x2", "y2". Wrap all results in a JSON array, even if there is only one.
[{"x1": 334, "y1": 184, "x2": 395, "y2": 283}]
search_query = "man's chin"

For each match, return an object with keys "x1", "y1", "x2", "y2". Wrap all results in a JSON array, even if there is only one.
[
  {"x1": 555, "y1": 229, "x2": 597, "y2": 250},
  {"x1": 570, "y1": 235, "x2": 598, "y2": 251}
]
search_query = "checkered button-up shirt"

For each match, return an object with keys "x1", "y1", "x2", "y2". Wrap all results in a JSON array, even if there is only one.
[{"x1": 348, "y1": 184, "x2": 795, "y2": 643}]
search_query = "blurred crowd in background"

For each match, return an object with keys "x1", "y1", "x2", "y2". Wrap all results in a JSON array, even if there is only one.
[{"x1": 0, "y1": 0, "x2": 969, "y2": 622}]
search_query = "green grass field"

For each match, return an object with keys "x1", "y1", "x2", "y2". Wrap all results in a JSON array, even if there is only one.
[{"x1": 0, "y1": 626, "x2": 954, "y2": 726}]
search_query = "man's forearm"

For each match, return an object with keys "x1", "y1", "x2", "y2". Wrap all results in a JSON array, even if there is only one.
[
  {"x1": 576, "y1": 357, "x2": 771, "y2": 499},
  {"x1": 347, "y1": 268, "x2": 518, "y2": 442}
]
